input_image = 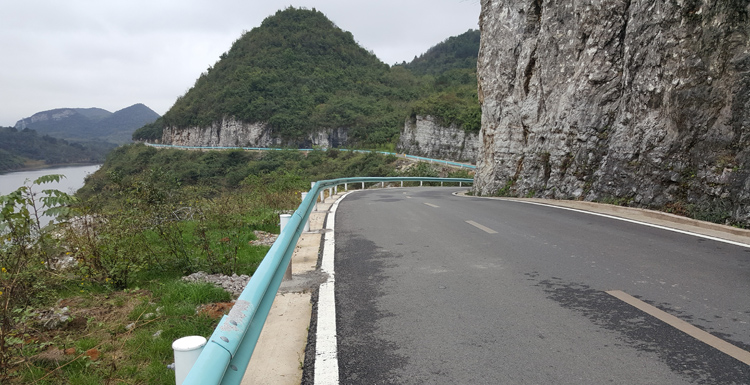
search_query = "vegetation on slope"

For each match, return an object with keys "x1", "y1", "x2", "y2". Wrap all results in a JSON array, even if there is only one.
[
  {"x1": 137, "y1": 7, "x2": 417, "y2": 146},
  {"x1": 0, "y1": 127, "x2": 116, "y2": 173},
  {"x1": 402, "y1": 29, "x2": 480, "y2": 76},
  {"x1": 134, "y1": 7, "x2": 481, "y2": 145},
  {"x1": 16, "y1": 104, "x2": 159, "y2": 145},
  {"x1": 0, "y1": 143, "x2": 416, "y2": 383}
]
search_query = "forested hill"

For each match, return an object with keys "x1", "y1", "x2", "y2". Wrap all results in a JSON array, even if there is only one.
[
  {"x1": 401, "y1": 29, "x2": 481, "y2": 132},
  {"x1": 0, "y1": 127, "x2": 115, "y2": 173},
  {"x1": 15, "y1": 104, "x2": 159, "y2": 144},
  {"x1": 134, "y1": 7, "x2": 481, "y2": 146},
  {"x1": 402, "y1": 29, "x2": 480, "y2": 76},
  {"x1": 137, "y1": 7, "x2": 417, "y2": 146}
]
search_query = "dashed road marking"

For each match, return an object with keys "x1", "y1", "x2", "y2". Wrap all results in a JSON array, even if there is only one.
[
  {"x1": 607, "y1": 290, "x2": 750, "y2": 366},
  {"x1": 466, "y1": 220, "x2": 498, "y2": 234},
  {"x1": 424, "y1": 203, "x2": 440, "y2": 208}
]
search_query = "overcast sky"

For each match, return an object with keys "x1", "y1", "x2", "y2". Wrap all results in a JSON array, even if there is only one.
[{"x1": 0, "y1": 1, "x2": 480, "y2": 127}]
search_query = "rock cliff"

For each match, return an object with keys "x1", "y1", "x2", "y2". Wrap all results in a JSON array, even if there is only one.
[
  {"x1": 398, "y1": 115, "x2": 480, "y2": 163},
  {"x1": 476, "y1": 0, "x2": 750, "y2": 224},
  {"x1": 161, "y1": 117, "x2": 348, "y2": 149}
]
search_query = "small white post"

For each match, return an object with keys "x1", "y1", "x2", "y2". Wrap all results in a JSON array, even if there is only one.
[
  {"x1": 328, "y1": 188, "x2": 333, "y2": 200},
  {"x1": 301, "y1": 193, "x2": 310, "y2": 232},
  {"x1": 380, "y1": 181, "x2": 384, "y2": 188},
  {"x1": 173, "y1": 336, "x2": 207, "y2": 385},
  {"x1": 400, "y1": 181, "x2": 403, "y2": 188},
  {"x1": 280, "y1": 214, "x2": 292, "y2": 280},
  {"x1": 441, "y1": 181, "x2": 444, "y2": 187},
  {"x1": 460, "y1": 182, "x2": 463, "y2": 187},
  {"x1": 335, "y1": 185, "x2": 338, "y2": 195},
  {"x1": 345, "y1": 183, "x2": 348, "y2": 191},
  {"x1": 420, "y1": 181, "x2": 423, "y2": 187},
  {"x1": 320, "y1": 191, "x2": 325, "y2": 204},
  {"x1": 361, "y1": 182, "x2": 365, "y2": 189}
]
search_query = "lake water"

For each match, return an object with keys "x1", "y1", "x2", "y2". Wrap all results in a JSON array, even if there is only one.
[
  {"x1": 0, "y1": 164, "x2": 101, "y2": 196},
  {"x1": 0, "y1": 165, "x2": 101, "y2": 226}
]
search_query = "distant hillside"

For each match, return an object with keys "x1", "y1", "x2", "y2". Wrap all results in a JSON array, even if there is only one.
[
  {"x1": 401, "y1": 29, "x2": 481, "y2": 132},
  {"x1": 134, "y1": 9, "x2": 481, "y2": 146},
  {"x1": 16, "y1": 104, "x2": 160, "y2": 144},
  {"x1": 402, "y1": 29, "x2": 480, "y2": 76},
  {"x1": 0, "y1": 127, "x2": 116, "y2": 173},
  {"x1": 135, "y1": 7, "x2": 422, "y2": 146}
]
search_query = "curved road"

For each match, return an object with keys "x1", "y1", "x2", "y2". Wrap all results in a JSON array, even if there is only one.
[{"x1": 330, "y1": 187, "x2": 750, "y2": 384}]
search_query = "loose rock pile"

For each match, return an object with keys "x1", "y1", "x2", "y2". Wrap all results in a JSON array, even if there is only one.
[
  {"x1": 182, "y1": 271, "x2": 251, "y2": 298},
  {"x1": 249, "y1": 230, "x2": 278, "y2": 246}
]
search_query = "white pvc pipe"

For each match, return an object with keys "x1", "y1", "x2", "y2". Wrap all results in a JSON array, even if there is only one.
[{"x1": 173, "y1": 336, "x2": 207, "y2": 385}]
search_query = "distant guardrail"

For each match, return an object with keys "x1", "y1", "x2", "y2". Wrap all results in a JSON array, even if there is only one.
[
  {"x1": 143, "y1": 142, "x2": 477, "y2": 170},
  {"x1": 181, "y1": 176, "x2": 473, "y2": 384}
]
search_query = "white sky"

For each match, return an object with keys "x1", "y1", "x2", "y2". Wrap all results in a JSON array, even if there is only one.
[{"x1": 0, "y1": 1, "x2": 480, "y2": 127}]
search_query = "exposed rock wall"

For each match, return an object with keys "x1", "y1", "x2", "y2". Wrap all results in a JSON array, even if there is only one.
[
  {"x1": 397, "y1": 115, "x2": 480, "y2": 163},
  {"x1": 476, "y1": 0, "x2": 750, "y2": 224},
  {"x1": 162, "y1": 117, "x2": 349, "y2": 148}
]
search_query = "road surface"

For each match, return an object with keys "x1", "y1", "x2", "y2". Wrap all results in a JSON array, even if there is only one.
[{"x1": 331, "y1": 187, "x2": 750, "y2": 384}]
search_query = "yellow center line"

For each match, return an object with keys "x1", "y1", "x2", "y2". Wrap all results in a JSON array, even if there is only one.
[
  {"x1": 466, "y1": 220, "x2": 498, "y2": 234},
  {"x1": 607, "y1": 290, "x2": 750, "y2": 366},
  {"x1": 424, "y1": 203, "x2": 440, "y2": 208}
]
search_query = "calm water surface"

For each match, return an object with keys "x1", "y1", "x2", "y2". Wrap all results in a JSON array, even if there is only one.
[
  {"x1": 0, "y1": 164, "x2": 100, "y2": 196},
  {"x1": 0, "y1": 165, "x2": 101, "y2": 226}
]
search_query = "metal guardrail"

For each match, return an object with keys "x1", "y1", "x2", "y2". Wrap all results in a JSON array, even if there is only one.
[
  {"x1": 143, "y1": 143, "x2": 477, "y2": 170},
  {"x1": 182, "y1": 176, "x2": 473, "y2": 384}
]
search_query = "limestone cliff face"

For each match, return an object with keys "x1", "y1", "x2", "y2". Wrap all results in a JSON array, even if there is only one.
[
  {"x1": 476, "y1": 0, "x2": 750, "y2": 223},
  {"x1": 397, "y1": 115, "x2": 480, "y2": 163},
  {"x1": 162, "y1": 117, "x2": 348, "y2": 148}
]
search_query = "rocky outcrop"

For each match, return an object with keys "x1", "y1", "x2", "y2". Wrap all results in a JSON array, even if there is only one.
[
  {"x1": 398, "y1": 115, "x2": 480, "y2": 163},
  {"x1": 476, "y1": 0, "x2": 750, "y2": 224},
  {"x1": 162, "y1": 117, "x2": 348, "y2": 148}
]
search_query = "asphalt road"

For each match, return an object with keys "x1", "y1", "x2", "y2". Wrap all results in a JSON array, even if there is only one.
[{"x1": 333, "y1": 187, "x2": 750, "y2": 384}]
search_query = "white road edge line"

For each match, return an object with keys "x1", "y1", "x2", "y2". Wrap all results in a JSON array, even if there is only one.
[
  {"x1": 503, "y1": 199, "x2": 750, "y2": 248},
  {"x1": 466, "y1": 220, "x2": 498, "y2": 234},
  {"x1": 314, "y1": 192, "x2": 350, "y2": 385},
  {"x1": 607, "y1": 290, "x2": 750, "y2": 366}
]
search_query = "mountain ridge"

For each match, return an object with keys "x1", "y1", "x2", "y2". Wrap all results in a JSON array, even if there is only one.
[{"x1": 15, "y1": 103, "x2": 160, "y2": 144}]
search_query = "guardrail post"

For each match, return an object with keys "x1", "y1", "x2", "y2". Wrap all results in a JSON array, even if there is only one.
[
  {"x1": 361, "y1": 182, "x2": 365, "y2": 189},
  {"x1": 460, "y1": 182, "x2": 463, "y2": 187},
  {"x1": 400, "y1": 181, "x2": 403, "y2": 187},
  {"x1": 380, "y1": 182, "x2": 384, "y2": 188},
  {"x1": 320, "y1": 191, "x2": 325, "y2": 204},
  {"x1": 441, "y1": 181, "x2": 444, "y2": 187},
  {"x1": 335, "y1": 185, "x2": 338, "y2": 195},
  {"x1": 172, "y1": 336, "x2": 207, "y2": 385},
  {"x1": 280, "y1": 214, "x2": 292, "y2": 281},
  {"x1": 345, "y1": 183, "x2": 348, "y2": 191},
  {"x1": 328, "y1": 188, "x2": 333, "y2": 200},
  {"x1": 300, "y1": 192, "x2": 310, "y2": 232},
  {"x1": 420, "y1": 181, "x2": 423, "y2": 187}
]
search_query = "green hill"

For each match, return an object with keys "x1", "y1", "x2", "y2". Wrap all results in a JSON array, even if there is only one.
[
  {"x1": 0, "y1": 127, "x2": 116, "y2": 173},
  {"x1": 134, "y1": 8, "x2": 481, "y2": 145},
  {"x1": 16, "y1": 104, "x2": 160, "y2": 144},
  {"x1": 138, "y1": 7, "x2": 419, "y2": 146},
  {"x1": 402, "y1": 29, "x2": 480, "y2": 76},
  {"x1": 402, "y1": 30, "x2": 481, "y2": 131}
]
